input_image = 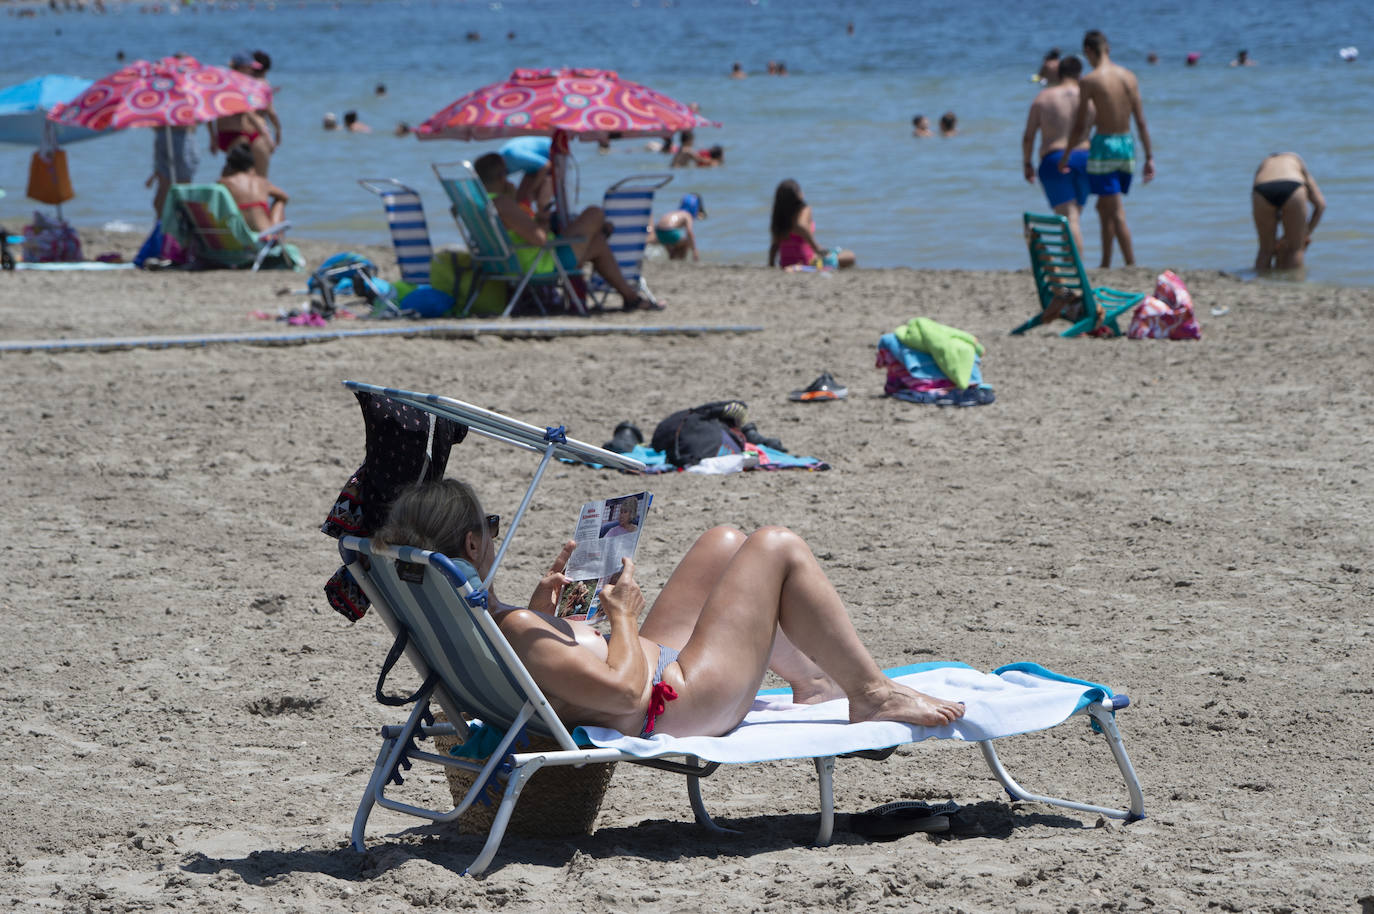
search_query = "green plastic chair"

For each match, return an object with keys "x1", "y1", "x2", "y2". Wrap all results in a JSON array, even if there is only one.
[
  {"x1": 432, "y1": 161, "x2": 586, "y2": 317},
  {"x1": 159, "y1": 184, "x2": 303, "y2": 271},
  {"x1": 1013, "y1": 212, "x2": 1143, "y2": 337}
]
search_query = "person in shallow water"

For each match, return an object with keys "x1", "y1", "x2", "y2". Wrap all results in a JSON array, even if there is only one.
[{"x1": 1251, "y1": 152, "x2": 1325, "y2": 272}]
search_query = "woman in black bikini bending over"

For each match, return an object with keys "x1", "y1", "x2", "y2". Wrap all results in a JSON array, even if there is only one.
[
  {"x1": 378, "y1": 479, "x2": 965, "y2": 740},
  {"x1": 1252, "y1": 153, "x2": 1326, "y2": 272}
]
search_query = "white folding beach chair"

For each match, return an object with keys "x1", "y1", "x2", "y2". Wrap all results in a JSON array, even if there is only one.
[
  {"x1": 586, "y1": 173, "x2": 672, "y2": 310},
  {"x1": 359, "y1": 179, "x2": 434, "y2": 285},
  {"x1": 338, "y1": 381, "x2": 1146, "y2": 876}
]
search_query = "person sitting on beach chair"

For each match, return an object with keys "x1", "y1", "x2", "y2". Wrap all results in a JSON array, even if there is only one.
[
  {"x1": 473, "y1": 153, "x2": 664, "y2": 311},
  {"x1": 377, "y1": 479, "x2": 965, "y2": 740},
  {"x1": 217, "y1": 144, "x2": 289, "y2": 235}
]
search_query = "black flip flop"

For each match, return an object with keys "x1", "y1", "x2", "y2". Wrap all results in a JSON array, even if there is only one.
[{"x1": 848, "y1": 800, "x2": 960, "y2": 840}]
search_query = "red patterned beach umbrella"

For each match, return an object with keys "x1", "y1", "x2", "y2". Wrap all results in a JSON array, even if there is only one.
[
  {"x1": 46, "y1": 55, "x2": 271, "y2": 130},
  {"x1": 416, "y1": 67, "x2": 715, "y2": 219},
  {"x1": 414, "y1": 67, "x2": 714, "y2": 142}
]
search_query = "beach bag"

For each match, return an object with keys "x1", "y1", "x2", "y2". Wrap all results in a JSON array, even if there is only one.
[
  {"x1": 430, "y1": 248, "x2": 506, "y2": 316},
  {"x1": 651, "y1": 401, "x2": 749, "y2": 468},
  {"x1": 1128, "y1": 270, "x2": 1201, "y2": 340},
  {"x1": 432, "y1": 714, "x2": 615, "y2": 836},
  {"x1": 320, "y1": 391, "x2": 468, "y2": 621},
  {"x1": 21, "y1": 210, "x2": 81, "y2": 262},
  {"x1": 27, "y1": 149, "x2": 74, "y2": 205}
]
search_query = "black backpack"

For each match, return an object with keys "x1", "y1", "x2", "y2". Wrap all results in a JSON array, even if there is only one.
[{"x1": 651, "y1": 401, "x2": 748, "y2": 468}]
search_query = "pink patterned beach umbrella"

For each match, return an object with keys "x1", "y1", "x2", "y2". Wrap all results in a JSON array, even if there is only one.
[
  {"x1": 414, "y1": 67, "x2": 715, "y2": 141},
  {"x1": 46, "y1": 55, "x2": 271, "y2": 130}
]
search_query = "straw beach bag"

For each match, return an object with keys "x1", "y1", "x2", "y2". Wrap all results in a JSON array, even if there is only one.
[{"x1": 432, "y1": 713, "x2": 616, "y2": 836}]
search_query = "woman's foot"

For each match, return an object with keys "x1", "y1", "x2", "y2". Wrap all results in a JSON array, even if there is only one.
[
  {"x1": 622, "y1": 294, "x2": 666, "y2": 312},
  {"x1": 848, "y1": 680, "x2": 965, "y2": 727}
]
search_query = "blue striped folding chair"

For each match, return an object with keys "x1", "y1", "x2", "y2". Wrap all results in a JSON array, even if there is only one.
[
  {"x1": 587, "y1": 173, "x2": 672, "y2": 310},
  {"x1": 337, "y1": 380, "x2": 1147, "y2": 876},
  {"x1": 359, "y1": 179, "x2": 434, "y2": 285}
]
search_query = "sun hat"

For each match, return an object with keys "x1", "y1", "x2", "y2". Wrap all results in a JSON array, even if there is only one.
[{"x1": 680, "y1": 193, "x2": 706, "y2": 219}]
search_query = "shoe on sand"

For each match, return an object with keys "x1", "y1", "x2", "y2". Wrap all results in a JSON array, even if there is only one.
[
  {"x1": 789, "y1": 371, "x2": 848, "y2": 402},
  {"x1": 848, "y1": 800, "x2": 959, "y2": 841},
  {"x1": 602, "y1": 421, "x2": 644, "y2": 454}
]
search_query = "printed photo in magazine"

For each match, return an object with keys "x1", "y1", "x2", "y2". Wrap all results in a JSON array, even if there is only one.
[{"x1": 555, "y1": 492, "x2": 652, "y2": 623}]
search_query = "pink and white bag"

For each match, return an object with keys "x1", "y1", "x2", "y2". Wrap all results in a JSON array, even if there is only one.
[{"x1": 1128, "y1": 270, "x2": 1201, "y2": 340}]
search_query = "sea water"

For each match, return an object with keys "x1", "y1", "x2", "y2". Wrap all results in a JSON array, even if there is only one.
[{"x1": 2, "y1": 0, "x2": 1372, "y2": 284}]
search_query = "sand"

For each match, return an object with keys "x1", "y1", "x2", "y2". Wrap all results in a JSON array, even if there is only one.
[{"x1": 2, "y1": 232, "x2": 1372, "y2": 913}]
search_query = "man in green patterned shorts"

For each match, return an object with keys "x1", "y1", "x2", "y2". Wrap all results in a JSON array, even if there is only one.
[{"x1": 1060, "y1": 29, "x2": 1156, "y2": 267}]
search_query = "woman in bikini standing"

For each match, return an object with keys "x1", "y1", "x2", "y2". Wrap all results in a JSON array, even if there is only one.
[
  {"x1": 378, "y1": 479, "x2": 964, "y2": 740},
  {"x1": 211, "y1": 51, "x2": 279, "y2": 177},
  {"x1": 1252, "y1": 153, "x2": 1325, "y2": 272}
]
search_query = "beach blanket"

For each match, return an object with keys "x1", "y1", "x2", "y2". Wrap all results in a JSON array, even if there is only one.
[
  {"x1": 893, "y1": 318, "x2": 985, "y2": 390},
  {"x1": 15, "y1": 261, "x2": 133, "y2": 271},
  {"x1": 572, "y1": 662, "x2": 1114, "y2": 764},
  {"x1": 571, "y1": 442, "x2": 828, "y2": 474}
]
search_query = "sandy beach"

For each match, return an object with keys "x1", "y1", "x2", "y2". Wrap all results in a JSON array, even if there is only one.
[{"x1": 2, "y1": 232, "x2": 1372, "y2": 913}]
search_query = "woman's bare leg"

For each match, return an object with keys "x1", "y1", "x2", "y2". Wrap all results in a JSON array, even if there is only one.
[
  {"x1": 1252, "y1": 190, "x2": 1278, "y2": 271},
  {"x1": 640, "y1": 526, "x2": 841, "y2": 703},
  {"x1": 1277, "y1": 188, "x2": 1309, "y2": 270},
  {"x1": 659, "y1": 527, "x2": 964, "y2": 736},
  {"x1": 250, "y1": 136, "x2": 272, "y2": 177}
]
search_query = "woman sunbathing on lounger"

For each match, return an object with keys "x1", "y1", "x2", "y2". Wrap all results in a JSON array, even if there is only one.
[
  {"x1": 377, "y1": 479, "x2": 965, "y2": 739},
  {"x1": 218, "y1": 144, "x2": 289, "y2": 234}
]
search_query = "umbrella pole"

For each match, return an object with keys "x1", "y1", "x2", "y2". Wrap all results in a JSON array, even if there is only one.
[{"x1": 552, "y1": 129, "x2": 570, "y2": 231}]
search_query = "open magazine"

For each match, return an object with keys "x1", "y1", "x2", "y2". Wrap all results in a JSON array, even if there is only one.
[{"x1": 555, "y1": 492, "x2": 652, "y2": 623}]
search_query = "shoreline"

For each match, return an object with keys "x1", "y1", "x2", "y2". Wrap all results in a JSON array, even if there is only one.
[{"x1": 14, "y1": 223, "x2": 1371, "y2": 295}]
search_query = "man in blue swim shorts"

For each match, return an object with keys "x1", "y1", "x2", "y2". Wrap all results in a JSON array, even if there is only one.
[
  {"x1": 1061, "y1": 29, "x2": 1156, "y2": 267},
  {"x1": 1022, "y1": 54, "x2": 1092, "y2": 254}
]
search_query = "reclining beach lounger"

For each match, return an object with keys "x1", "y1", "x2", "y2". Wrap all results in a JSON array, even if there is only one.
[
  {"x1": 160, "y1": 183, "x2": 303, "y2": 271},
  {"x1": 337, "y1": 381, "x2": 1146, "y2": 876},
  {"x1": 1013, "y1": 212, "x2": 1144, "y2": 337}
]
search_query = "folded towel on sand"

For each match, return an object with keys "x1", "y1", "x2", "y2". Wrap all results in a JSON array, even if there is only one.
[{"x1": 893, "y1": 318, "x2": 985, "y2": 390}]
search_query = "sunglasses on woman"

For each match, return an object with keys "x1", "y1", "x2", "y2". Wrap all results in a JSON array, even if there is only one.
[{"x1": 480, "y1": 514, "x2": 500, "y2": 537}]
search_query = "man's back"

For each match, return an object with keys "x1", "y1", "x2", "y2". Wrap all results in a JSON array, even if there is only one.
[
  {"x1": 1030, "y1": 83, "x2": 1089, "y2": 157},
  {"x1": 1081, "y1": 59, "x2": 1137, "y2": 135}
]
